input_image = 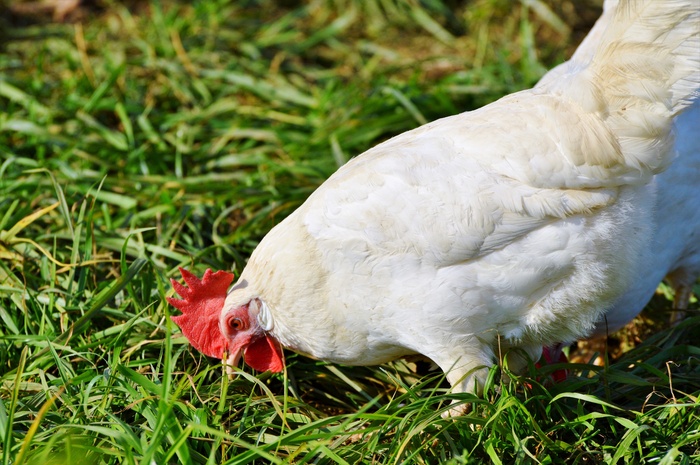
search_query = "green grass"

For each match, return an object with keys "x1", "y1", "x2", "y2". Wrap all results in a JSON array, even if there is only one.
[{"x1": 1, "y1": 0, "x2": 699, "y2": 463}]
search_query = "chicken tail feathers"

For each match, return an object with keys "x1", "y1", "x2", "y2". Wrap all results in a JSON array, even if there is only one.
[{"x1": 540, "y1": 0, "x2": 699, "y2": 175}]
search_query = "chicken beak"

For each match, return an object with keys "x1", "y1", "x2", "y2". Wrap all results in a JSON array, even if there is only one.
[{"x1": 224, "y1": 348, "x2": 242, "y2": 377}]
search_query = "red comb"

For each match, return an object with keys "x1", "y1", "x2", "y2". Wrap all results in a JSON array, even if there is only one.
[{"x1": 167, "y1": 267, "x2": 235, "y2": 359}]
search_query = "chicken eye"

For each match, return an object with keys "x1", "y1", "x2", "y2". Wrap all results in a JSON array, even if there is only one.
[{"x1": 228, "y1": 317, "x2": 246, "y2": 331}]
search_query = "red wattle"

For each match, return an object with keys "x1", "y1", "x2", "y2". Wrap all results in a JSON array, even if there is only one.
[{"x1": 244, "y1": 334, "x2": 285, "y2": 372}]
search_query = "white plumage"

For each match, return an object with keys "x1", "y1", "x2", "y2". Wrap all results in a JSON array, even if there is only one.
[
  {"x1": 539, "y1": 0, "x2": 700, "y2": 338},
  {"x1": 590, "y1": 101, "x2": 700, "y2": 336},
  {"x1": 171, "y1": 0, "x2": 700, "y2": 415}
]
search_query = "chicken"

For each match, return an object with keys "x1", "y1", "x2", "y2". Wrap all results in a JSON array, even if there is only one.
[
  {"x1": 169, "y1": 0, "x2": 700, "y2": 415},
  {"x1": 538, "y1": 0, "x2": 700, "y2": 338},
  {"x1": 589, "y1": 102, "x2": 700, "y2": 337}
]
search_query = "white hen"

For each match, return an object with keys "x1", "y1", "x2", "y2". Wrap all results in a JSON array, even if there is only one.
[
  {"x1": 589, "y1": 101, "x2": 700, "y2": 336},
  {"x1": 539, "y1": 0, "x2": 700, "y2": 338},
  {"x1": 169, "y1": 0, "x2": 700, "y2": 415}
]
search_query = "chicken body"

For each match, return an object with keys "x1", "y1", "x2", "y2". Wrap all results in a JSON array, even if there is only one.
[
  {"x1": 233, "y1": 123, "x2": 652, "y2": 387},
  {"x1": 214, "y1": 0, "x2": 700, "y2": 412}
]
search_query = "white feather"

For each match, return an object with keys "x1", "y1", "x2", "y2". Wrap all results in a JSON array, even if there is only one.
[
  {"x1": 540, "y1": 0, "x2": 700, "y2": 338},
  {"x1": 590, "y1": 101, "x2": 700, "y2": 336}
]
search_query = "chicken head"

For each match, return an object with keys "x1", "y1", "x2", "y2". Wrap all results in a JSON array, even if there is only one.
[{"x1": 169, "y1": 268, "x2": 284, "y2": 374}]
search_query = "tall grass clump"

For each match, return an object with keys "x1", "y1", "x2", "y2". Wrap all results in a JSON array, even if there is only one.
[{"x1": 0, "y1": 0, "x2": 698, "y2": 463}]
